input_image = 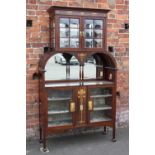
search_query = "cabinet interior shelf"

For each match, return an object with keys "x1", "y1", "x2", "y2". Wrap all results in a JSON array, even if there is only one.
[
  {"x1": 48, "y1": 110, "x2": 69, "y2": 115},
  {"x1": 94, "y1": 106, "x2": 112, "y2": 111},
  {"x1": 48, "y1": 120, "x2": 72, "y2": 127},
  {"x1": 91, "y1": 116, "x2": 111, "y2": 122},
  {"x1": 90, "y1": 94, "x2": 112, "y2": 98},
  {"x1": 48, "y1": 97, "x2": 71, "y2": 101}
]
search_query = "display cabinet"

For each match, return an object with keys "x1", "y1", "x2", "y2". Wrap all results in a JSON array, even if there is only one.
[
  {"x1": 48, "y1": 6, "x2": 109, "y2": 52},
  {"x1": 39, "y1": 6, "x2": 117, "y2": 152}
]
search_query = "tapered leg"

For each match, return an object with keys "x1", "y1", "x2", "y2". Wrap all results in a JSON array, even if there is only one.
[
  {"x1": 43, "y1": 133, "x2": 48, "y2": 152},
  {"x1": 102, "y1": 126, "x2": 107, "y2": 135},
  {"x1": 39, "y1": 127, "x2": 43, "y2": 144},
  {"x1": 112, "y1": 125, "x2": 117, "y2": 142}
]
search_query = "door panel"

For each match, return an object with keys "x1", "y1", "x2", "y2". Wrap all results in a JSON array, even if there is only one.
[
  {"x1": 47, "y1": 89, "x2": 75, "y2": 127},
  {"x1": 83, "y1": 18, "x2": 104, "y2": 49},
  {"x1": 59, "y1": 17, "x2": 80, "y2": 49},
  {"x1": 87, "y1": 87, "x2": 113, "y2": 124}
]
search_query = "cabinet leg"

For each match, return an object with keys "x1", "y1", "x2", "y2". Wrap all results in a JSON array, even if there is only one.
[
  {"x1": 39, "y1": 127, "x2": 43, "y2": 144},
  {"x1": 102, "y1": 126, "x2": 107, "y2": 135},
  {"x1": 43, "y1": 136, "x2": 49, "y2": 152},
  {"x1": 40, "y1": 130, "x2": 49, "y2": 153},
  {"x1": 112, "y1": 126, "x2": 117, "y2": 142}
]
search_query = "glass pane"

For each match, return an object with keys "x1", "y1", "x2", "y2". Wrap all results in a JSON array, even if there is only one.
[
  {"x1": 85, "y1": 39, "x2": 93, "y2": 48},
  {"x1": 48, "y1": 89, "x2": 72, "y2": 127},
  {"x1": 70, "y1": 38, "x2": 79, "y2": 48},
  {"x1": 60, "y1": 18, "x2": 69, "y2": 28},
  {"x1": 60, "y1": 38, "x2": 69, "y2": 48},
  {"x1": 70, "y1": 19, "x2": 79, "y2": 28},
  {"x1": 48, "y1": 113, "x2": 72, "y2": 127},
  {"x1": 94, "y1": 39, "x2": 102, "y2": 48},
  {"x1": 90, "y1": 110, "x2": 112, "y2": 122},
  {"x1": 94, "y1": 30, "x2": 102, "y2": 38},
  {"x1": 70, "y1": 29, "x2": 79, "y2": 38},
  {"x1": 85, "y1": 29, "x2": 93, "y2": 38},
  {"x1": 70, "y1": 64, "x2": 80, "y2": 79},
  {"x1": 85, "y1": 20, "x2": 93, "y2": 29},
  {"x1": 60, "y1": 28, "x2": 69, "y2": 37},
  {"x1": 94, "y1": 20, "x2": 103, "y2": 29}
]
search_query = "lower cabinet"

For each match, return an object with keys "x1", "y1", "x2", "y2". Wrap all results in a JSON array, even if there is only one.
[{"x1": 40, "y1": 85, "x2": 116, "y2": 152}]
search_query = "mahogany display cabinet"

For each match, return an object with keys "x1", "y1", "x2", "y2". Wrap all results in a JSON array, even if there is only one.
[{"x1": 39, "y1": 6, "x2": 117, "y2": 152}]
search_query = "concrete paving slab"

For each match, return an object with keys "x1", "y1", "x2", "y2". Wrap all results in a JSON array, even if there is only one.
[{"x1": 27, "y1": 127, "x2": 129, "y2": 155}]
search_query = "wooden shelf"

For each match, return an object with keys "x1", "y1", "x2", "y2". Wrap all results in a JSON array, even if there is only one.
[
  {"x1": 90, "y1": 94, "x2": 112, "y2": 98},
  {"x1": 48, "y1": 120, "x2": 72, "y2": 127},
  {"x1": 48, "y1": 97, "x2": 71, "y2": 101},
  {"x1": 45, "y1": 80, "x2": 113, "y2": 88},
  {"x1": 48, "y1": 110, "x2": 69, "y2": 115},
  {"x1": 90, "y1": 116, "x2": 111, "y2": 122},
  {"x1": 94, "y1": 106, "x2": 112, "y2": 111}
]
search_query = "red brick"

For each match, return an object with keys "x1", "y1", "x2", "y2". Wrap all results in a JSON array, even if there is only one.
[
  {"x1": 52, "y1": 1, "x2": 68, "y2": 6},
  {"x1": 27, "y1": 10, "x2": 36, "y2": 16},
  {"x1": 28, "y1": 0, "x2": 36, "y2": 4},
  {"x1": 83, "y1": 2, "x2": 98, "y2": 8},
  {"x1": 116, "y1": 4, "x2": 128, "y2": 10},
  {"x1": 96, "y1": 0, "x2": 107, "y2": 3},
  {"x1": 97, "y1": 3, "x2": 109, "y2": 9},
  {"x1": 116, "y1": 0, "x2": 124, "y2": 4},
  {"x1": 68, "y1": 2, "x2": 82, "y2": 7},
  {"x1": 117, "y1": 14, "x2": 128, "y2": 20},
  {"x1": 38, "y1": 5, "x2": 50, "y2": 10},
  {"x1": 26, "y1": 4, "x2": 38, "y2": 10},
  {"x1": 36, "y1": 11, "x2": 48, "y2": 16}
]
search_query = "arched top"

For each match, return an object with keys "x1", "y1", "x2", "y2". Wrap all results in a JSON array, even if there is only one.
[
  {"x1": 81, "y1": 52, "x2": 117, "y2": 69},
  {"x1": 39, "y1": 51, "x2": 117, "y2": 69},
  {"x1": 39, "y1": 52, "x2": 81, "y2": 69}
]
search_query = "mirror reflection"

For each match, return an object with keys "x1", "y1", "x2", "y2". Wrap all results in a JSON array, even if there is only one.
[
  {"x1": 45, "y1": 53, "x2": 80, "y2": 81},
  {"x1": 84, "y1": 56, "x2": 96, "y2": 79},
  {"x1": 84, "y1": 55, "x2": 104, "y2": 79}
]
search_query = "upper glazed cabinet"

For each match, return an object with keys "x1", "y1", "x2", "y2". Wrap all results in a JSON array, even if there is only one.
[{"x1": 48, "y1": 6, "x2": 110, "y2": 52}]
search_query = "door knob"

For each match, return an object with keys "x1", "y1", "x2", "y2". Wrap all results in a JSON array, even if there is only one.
[{"x1": 70, "y1": 101, "x2": 75, "y2": 112}]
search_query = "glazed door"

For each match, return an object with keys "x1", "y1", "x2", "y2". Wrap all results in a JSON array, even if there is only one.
[
  {"x1": 57, "y1": 16, "x2": 81, "y2": 51},
  {"x1": 47, "y1": 88, "x2": 76, "y2": 127},
  {"x1": 82, "y1": 17, "x2": 105, "y2": 50},
  {"x1": 87, "y1": 86, "x2": 113, "y2": 124}
]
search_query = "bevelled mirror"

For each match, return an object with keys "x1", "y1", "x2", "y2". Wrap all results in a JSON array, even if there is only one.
[{"x1": 45, "y1": 53, "x2": 80, "y2": 81}]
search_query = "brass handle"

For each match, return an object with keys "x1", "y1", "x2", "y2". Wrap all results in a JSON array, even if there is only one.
[
  {"x1": 70, "y1": 101, "x2": 75, "y2": 112},
  {"x1": 88, "y1": 100, "x2": 93, "y2": 111},
  {"x1": 80, "y1": 31, "x2": 84, "y2": 37}
]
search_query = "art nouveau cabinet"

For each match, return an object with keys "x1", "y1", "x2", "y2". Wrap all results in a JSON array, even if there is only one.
[{"x1": 39, "y1": 6, "x2": 117, "y2": 152}]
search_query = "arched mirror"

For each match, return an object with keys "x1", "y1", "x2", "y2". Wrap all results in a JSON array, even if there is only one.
[{"x1": 45, "y1": 53, "x2": 80, "y2": 81}]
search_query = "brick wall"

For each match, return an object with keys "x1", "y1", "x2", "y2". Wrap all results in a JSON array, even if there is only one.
[{"x1": 26, "y1": 0, "x2": 129, "y2": 139}]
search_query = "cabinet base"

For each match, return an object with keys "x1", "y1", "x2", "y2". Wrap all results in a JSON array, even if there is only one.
[{"x1": 112, "y1": 138, "x2": 117, "y2": 142}]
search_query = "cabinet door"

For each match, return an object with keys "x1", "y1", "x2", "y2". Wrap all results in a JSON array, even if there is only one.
[
  {"x1": 83, "y1": 18, "x2": 105, "y2": 50},
  {"x1": 58, "y1": 17, "x2": 80, "y2": 50},
  {"x1": 87, "y1": 87, "x2": 113, "y2": 124},
  {"x1": 47, "y1": 88, "x2": 76, "y2": 127}
]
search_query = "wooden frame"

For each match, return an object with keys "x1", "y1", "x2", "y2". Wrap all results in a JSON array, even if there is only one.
[{"x1": 39, "y1": 6, "x2": 117, "y2": 152}]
